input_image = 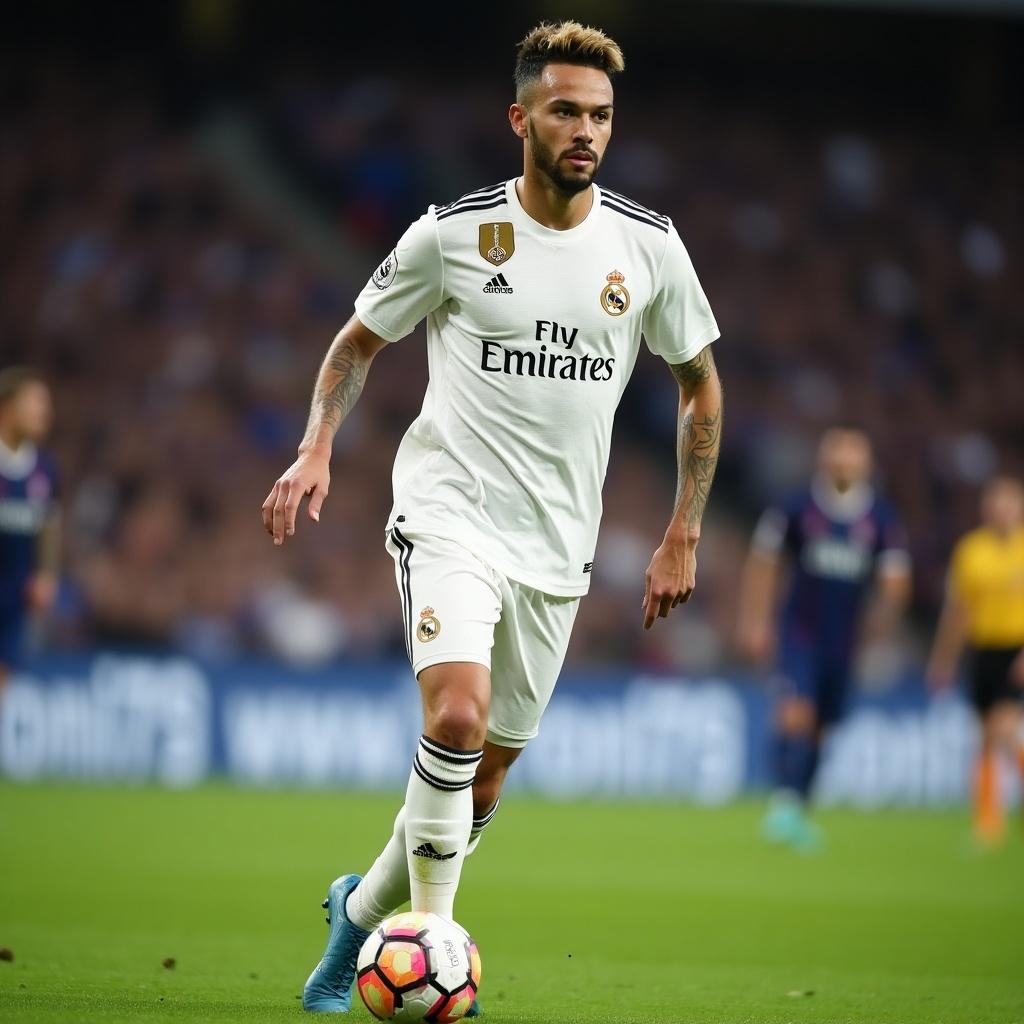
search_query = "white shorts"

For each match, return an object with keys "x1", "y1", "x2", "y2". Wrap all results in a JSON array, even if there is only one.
[{"x1": 385, "y1": 525, "x2": 579, "y2": 748}]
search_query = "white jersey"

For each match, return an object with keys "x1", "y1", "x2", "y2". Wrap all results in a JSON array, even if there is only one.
[{"x1": 355, "y1": 177, "x2": 719, "y2": 597}]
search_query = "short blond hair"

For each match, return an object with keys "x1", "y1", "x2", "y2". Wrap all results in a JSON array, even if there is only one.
[{"x1": 514, "y1": 21, "x2": 625, "y2": 100}]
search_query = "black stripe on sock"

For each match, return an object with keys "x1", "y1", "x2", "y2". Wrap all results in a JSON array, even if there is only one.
[
  {"x1": 413, "y1": 754, "x2": 475, "y2": 791},
  {"x1": 420, "y1": 736, "x2": 483, "y2": 764},
  {"x1": 472, "y1": 800, "x2": 499, "y2": 829}
]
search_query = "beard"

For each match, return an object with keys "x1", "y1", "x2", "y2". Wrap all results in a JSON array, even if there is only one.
[{"x1": 527, "y1": 123, "x2": 600, "y2": 196}]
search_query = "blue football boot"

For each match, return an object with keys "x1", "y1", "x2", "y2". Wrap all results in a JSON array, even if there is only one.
[
  {"x1": 761, "y1": 796, "x2": 822, "y2": 854},
  {"x1": 302, "y1": 874, "x2": 371, "y2": 1012},
  {"x1": 466, "y1": 998, "x2": 482, "y2": 1016}
]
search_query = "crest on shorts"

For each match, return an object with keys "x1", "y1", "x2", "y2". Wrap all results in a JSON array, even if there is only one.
[
  {"x1": 600, "y1": 269, "x2": 630, "y2": 316},
  {"x1": 479, "y1": 222, "x2": 515, "y2": 266},
  {"x1": 417, "y1": 606, "x2": 441, "y2": 643}
]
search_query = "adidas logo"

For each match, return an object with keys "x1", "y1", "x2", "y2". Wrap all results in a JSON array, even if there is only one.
[
  {"x1": 412, "y1": 842, "x2": 457, "y2": 861},
  {"x1": 483, "y1": 273, "x2": 513, "y2": 294}
]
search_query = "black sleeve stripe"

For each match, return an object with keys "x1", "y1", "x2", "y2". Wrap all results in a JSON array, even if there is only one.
[
  {"x1": 435, "y1": 182, "x2": 506, "y2": 215},
  {"x1": 436, "y1": 196, "x2": 508, "y2": 221},
  {"x1": 436, "y1": 182, "x2": 505, "y2": 212},
  {"x1": 601, "y1": 199, "x2": 670, "y2": 232},
  {"x1": 600, "y1": 188, "x2": 669, "y2": 225}
]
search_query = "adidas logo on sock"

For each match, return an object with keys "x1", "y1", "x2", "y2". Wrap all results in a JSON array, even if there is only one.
[
  {"x1": 483, "y1": 273, "x2": 513, "y2": 294},
  {"x1": 412, "y1": 842, "x2": 457, "y2": 861}
]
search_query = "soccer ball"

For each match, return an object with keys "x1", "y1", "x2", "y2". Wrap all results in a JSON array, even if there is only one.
[{"x1": 356, "y1": 911, "x2": 481, "y2": 1022}]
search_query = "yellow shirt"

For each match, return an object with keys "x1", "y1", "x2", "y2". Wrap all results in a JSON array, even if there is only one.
[{"x1": 949, "y1": 526, "x2": 1024, "y2": 648}]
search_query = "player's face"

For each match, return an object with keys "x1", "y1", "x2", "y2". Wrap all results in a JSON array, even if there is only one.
[
  {"x1": 13, "y1": 381, "x2": 53, "y2": 442},
  {"x1": 518, "y1": 64, "x2": 613, "y2": 196},
  {"x1": 818, "y1": 430, "x2": 872, "y2": 492},
  {"x1": 981, "y1": 478, "x2": 1024, "y2": 531}
]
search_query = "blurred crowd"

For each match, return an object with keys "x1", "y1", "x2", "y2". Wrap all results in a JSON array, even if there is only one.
[{"x1": 2, "y1": 68, "x2": 1020, "y2": 672}]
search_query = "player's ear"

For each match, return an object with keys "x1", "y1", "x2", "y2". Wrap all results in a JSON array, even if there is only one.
[{"x1": 509, "y1": 103, "x2": 528, "y2": 139}]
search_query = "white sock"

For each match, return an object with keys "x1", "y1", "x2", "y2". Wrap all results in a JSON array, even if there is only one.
[
  {"x1": 466, "y1": 799, "x2": 500, "y2": 858},
  {"x1": 346, "y1": 807, "x2": 411, "y2": 932},
  {"x1": 405, "y1": 735, "x2": 481, "y2": 919}
]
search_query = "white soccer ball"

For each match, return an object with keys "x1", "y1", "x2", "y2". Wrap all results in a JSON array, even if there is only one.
[{"x1": 356, "y1": 911, "x2": 482, "y2": 1022}]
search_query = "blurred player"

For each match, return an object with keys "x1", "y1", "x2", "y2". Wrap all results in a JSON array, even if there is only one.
[
  {"x1": 262, "y1": 20, "x2": 723, "y2": 1015},
  {"x1": 737, "y1": 426, "x2": 911, "y2": 849},
  {"x1": 926, "y1": 475, "x2": 1024, "y2": 846},
  {"x1": 0, "y1": 367, "x2": 60, "y2": 682}
]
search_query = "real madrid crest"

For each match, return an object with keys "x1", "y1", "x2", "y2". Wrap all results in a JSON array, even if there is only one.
[
  {"x1": 479, "y1": 222, "x2": 515, "y2": 266},
  {"x1": 601, "y1": 269, "x2": 630, "y2": 316},
  {"x1": 417, "y1": 606, "x2": 441, "y2": 643},
  {"x1": 372, "y1": 249, "x2": 398, "y2": 290}
]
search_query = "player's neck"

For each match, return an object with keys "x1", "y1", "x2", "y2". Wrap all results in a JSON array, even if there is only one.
[
  {"x1": 515, "y1": 172, "x2": 593, "y2": 230},
  {"x1": 0, "y1": 422, "x2": 25, "y2": 453},
  {"x1": 988, "y1": 522, "x2": 1019, "y2": 540}
]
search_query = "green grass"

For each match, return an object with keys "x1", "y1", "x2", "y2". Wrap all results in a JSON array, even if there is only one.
[{"x1": 0, "y1": 784, "x2": 1022, "y2": 1023}]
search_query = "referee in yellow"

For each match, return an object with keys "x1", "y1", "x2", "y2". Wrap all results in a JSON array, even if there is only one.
[{"x1": 927, "y1": 475, "x2": 1024, "y2": 844}]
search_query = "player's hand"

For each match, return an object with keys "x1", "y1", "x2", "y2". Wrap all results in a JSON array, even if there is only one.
[
  {"x1": 737, "y1": 619, "x2": 774, "y2": 665},
  {"x1": 262, "y1": 448, "x2": 331, "y2": 546},
  {"x1": 642, "y1": 535, "x2": 697, "y2": 630},
  {"x1": 925, "y1": 657, "x2": 955, "y2": 692},
  {"x1": 24, "y1": 571, "x2": 58, "y2": 613}
]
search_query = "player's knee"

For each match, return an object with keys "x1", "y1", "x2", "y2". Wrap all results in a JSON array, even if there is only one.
[
  {"x1": 426, "y1": 700, "x2": 488, "y2": 751},
  {"x1": 778, "y1": 698, "x2": 816, "y2": 736}
]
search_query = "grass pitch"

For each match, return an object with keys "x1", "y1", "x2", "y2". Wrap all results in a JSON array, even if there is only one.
[{"x1": 0, "y1": 783, "x2": 1021, "y2": 1024}]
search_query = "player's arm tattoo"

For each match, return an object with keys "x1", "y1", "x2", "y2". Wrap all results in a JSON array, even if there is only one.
[
  {"x1": 301, "y1": 333, "x2": 372, "y2": 449},
  {"x1": 668, "y1": 346, "x2": 723, "y2": 533}
]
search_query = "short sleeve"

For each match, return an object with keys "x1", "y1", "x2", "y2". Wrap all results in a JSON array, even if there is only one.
[
  {"x1": 752, "y1": 506, "x2": 795, "y2": 556},
  {"x1": 353, "y1": 211, "x2": 444, "y2": 343},
  {"x1": 642, "y1": 223, "x2": 720, "y2": 364},
  {"x1": 874, "y1": 502, "x2": 911, "y2": 577}
]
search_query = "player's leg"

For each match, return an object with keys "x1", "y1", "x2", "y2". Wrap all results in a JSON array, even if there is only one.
[
  {"x1": 303, "y1": 532, "x2": 500, "y2": 1012},
  {"x1": 974, "y1": 707, "x2": 1006, "y2": 844},
  {"x1": 967, "y1": 647, "x2": 1017, "y2": 845},
  {"x1": 352, "y1": 533, "x2": 501, "y2": 924},
  {"x1": 772, "y1": 695, "x2": 818, "y2": 799},
  {"x1": 459, "y1": 579, "x2": 577, "y2": 1021},
  {"x1": 347, "y1": 739, "x2": 522, "y2": 938},
  {"x1": 974, "y1": 696, "x2": 1020, "y2": 846},
  {"x1": 766, "y1": 642, "x2": 817, "y2": 792},
  {"x1": 404, "y1": 660, "x2": 488, "y2": 918},
  {"x1": 0, "y1": 609, "x2": 27, "y2": 693},
  {"x1": 764, "y1": 641, "x2": 824, "y2": 849},
  {"x1": 459, "y1": 579, "x2": 577, "y2": 862},
  {"x1": 466, "y1": 742, "x2": 522, "y2": 856}
]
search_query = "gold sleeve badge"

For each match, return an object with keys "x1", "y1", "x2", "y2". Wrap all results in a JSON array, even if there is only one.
[{"x1": 479, "y1": 223, "x2": 515, "y2": 266}]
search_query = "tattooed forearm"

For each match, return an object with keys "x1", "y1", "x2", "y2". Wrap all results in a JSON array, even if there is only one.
[
  {"x1": 301, "y1": 334, "x2": 371, "y2": 449},
  {"x1": 669, "y1": 346, "x2": 723, "y2": 533},
  {"x1": 669, "y1": 345, "x2": 713, "y2": 397},
  {"x1": 676, "y1": 407, "x2": 721, "y2": 529}
]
